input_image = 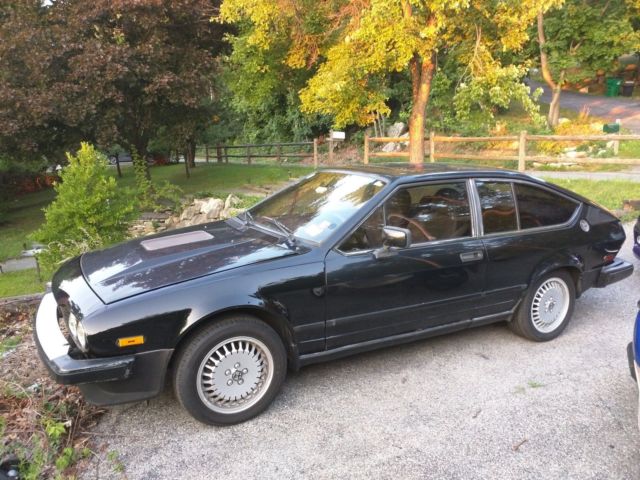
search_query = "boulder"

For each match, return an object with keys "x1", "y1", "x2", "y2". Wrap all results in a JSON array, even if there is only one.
[
  {"x1": 202, "y1": 198, "x2": 224, "y2": 218},
  {"x1": 387, "y1": 122, "x2": 407, "y2": 138},
  {"x1": 225, "y1": 194, "x2": 241, "y2": 210},
  {"x1": 179, "y1": 204, "x2": 200, "y2": 221},
  {"x1": 382, "y1": 142, "x2": 400, "y2": 153}
]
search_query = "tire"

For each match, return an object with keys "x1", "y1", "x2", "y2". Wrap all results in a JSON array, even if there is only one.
[
  {"x1": 173, "y1": 315, "x2": 287, "y2": 425},
  {"x1": 509, "y1": 270, "x2": 576, "y2": 342}
]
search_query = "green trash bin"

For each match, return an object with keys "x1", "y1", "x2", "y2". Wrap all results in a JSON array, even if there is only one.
[{"x1": 605, "y1": 78, "x2": 622, "y2": 97}]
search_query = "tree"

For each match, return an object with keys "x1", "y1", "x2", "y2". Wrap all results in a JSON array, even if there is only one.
[
  {"x1": 221, "y1": 0, "x2": 556, "y2": 163},
  {"x1": 34, "y1": 143, "x2": 136, "y2": 270},
  {"x1": 536, "y1": 0, "x2": 640, "y2": 126},
  {"x1": 0, "y1": 0, "x2": 228, "y2": 169}
]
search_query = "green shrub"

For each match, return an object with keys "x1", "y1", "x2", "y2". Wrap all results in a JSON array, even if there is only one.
[
  {"x1": 133, "y1": 150, "x2": 183, "y2": 212},
  {"x1": 33, "y1": 143, "x2": 136, "y2": 271}
]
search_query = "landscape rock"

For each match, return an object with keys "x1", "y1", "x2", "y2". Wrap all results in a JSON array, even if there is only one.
[
  {"x1": 224, "y1": 194, "x2": 241, "y2": 210},
  {"x1": 202, "y1": 198, "x2": 224, "y2": 218},
  {"x1": 387, "y1": 122, "x2": 407, "y2": 138}
]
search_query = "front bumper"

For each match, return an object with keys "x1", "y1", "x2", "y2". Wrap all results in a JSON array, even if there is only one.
[
  {"x1": 595, "y1": 259, "x2": 634, "y2": 288},
  {"x1": 34, "y1": 292, "x2": 172, "y2": 405}
]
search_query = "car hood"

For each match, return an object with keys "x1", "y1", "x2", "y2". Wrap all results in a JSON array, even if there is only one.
[{"x1": 80, "y1": 221, "x2": 299, "y2": 304}]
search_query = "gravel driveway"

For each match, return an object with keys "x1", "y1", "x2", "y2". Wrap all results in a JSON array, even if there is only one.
[{"x1": 83, "y1": 224, "x2": 640, "y2": 480}]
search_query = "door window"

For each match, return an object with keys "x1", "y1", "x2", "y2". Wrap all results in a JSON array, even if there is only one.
[
  {"x1": 514, "y1": 183, "x2": 578, "y2": 229},
  {"x1": 339, "y1": 182, "x2": 472, "y2": 252},
  {"x1": 476, "y1": 181, "x2": 518, "y2": 234}
]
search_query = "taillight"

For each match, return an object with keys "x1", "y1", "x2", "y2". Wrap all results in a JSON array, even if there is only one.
[{"x1": 603, "y1": 249, "x2": 618, "y2": 265}]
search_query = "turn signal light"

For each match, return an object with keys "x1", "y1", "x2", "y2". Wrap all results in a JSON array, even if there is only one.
[{"x1": 117, "y1": 336, "x2": 145, "y2": 347}]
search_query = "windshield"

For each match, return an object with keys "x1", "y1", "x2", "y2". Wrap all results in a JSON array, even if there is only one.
[{"x1": 249, "y1": 171, "x2": 386, "y2": 243}]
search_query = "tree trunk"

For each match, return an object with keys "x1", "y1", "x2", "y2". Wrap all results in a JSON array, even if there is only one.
[
  {"x1": 408, "y1": 54, "x2": 435, "y2": 164},
  {"x1": 188, "y1": 141, "x2": 196, "y2": 168},
  {"x1": 548, "y1": 86, "x2": 562, "y2": 127},
  {"x1": 184, "y1": 149, "x2": 190, "y2": 178},
  {"x1": 537, "y1": 12, "x2": 564, "y2": 128}
]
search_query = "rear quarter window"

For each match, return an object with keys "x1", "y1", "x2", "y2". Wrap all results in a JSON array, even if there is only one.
[{"x1": 514, "y1": 184, "x2": 578, "y2": 229}]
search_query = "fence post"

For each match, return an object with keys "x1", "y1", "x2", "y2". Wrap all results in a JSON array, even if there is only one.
[
  {"x1": 429, "y1": 131, "x2": 435, "y2": 163},
  {"x1": 329, "y1": 138, "x2": 334, "y2": 164},
  {"x1": 364, "y1": 133, "x2": 369, "y2": 165},
  {"x1": 313, "y1": 139, "x2": 319, "y2": 168},
  {"x1": 518, "y1": 130, "x2": 527, "y2": 172},
  {"x1": 216, "y1": 143, "x2": 222, "y2": 163},
  {"x1": 276, "y1": 144, "x2": 282, "y2": 163},
  {"x1": 613, "y1": 119, "x2": 621, "y2": 155},
  {"x1": 247, "y1": 145, "x2": 252, "y2": 165},
  {"x1": 205, "y1": 144, "x2": 210, "y2": 163},
  {"x1": 224, "y1": 146, "x2": 228, "y2": 163}
]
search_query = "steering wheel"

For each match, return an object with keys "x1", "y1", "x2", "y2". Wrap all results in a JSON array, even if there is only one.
[{"x1": 387, "y1": 214, "x2": 436, "y2": 242}]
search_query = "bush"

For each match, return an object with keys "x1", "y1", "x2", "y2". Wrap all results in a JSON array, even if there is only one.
[
  {"x1": 132, "y1": 150, "x2": 183, "y2": 212},
  {"x1": 537, "y1": 110, "x2": 603, "y2": 155},
  {"x1": 33, "y1": 143, "x2": 136, "y2": 271}
]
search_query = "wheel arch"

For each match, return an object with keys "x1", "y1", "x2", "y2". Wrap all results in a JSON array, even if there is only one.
[
  {"x1": 530, "y1": 252, "x2": 583, "y2": 289},
  {"x1": 169, "y1": 306, "x2": 300, "y2": 371}
]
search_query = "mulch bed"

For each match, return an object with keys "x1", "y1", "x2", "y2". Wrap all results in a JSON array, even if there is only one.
[{"x1": 0, "y1": 302, "x2": 105, "y2": 478}]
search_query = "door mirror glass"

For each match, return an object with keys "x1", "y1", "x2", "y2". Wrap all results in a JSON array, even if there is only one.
[{"x1": 382, "y1": 226, "x2": 411, "y2": 248}]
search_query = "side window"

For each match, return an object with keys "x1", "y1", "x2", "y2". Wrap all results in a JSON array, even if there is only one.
[
  {"x1": 386, "y1": 182, "x2": 472, "y2": 244},
  {"x1": 476, "y1": 181, "x2": 517, "y2": 234},
  {"x1": 339, "y1": 205, "x2": 384, "y2": 252},
  {"x1": 514, "y1": 183, "x2": 578, "y2": 229},
  {"x1": 339, "y1": 181, "x2": 472, "y2": 252}
]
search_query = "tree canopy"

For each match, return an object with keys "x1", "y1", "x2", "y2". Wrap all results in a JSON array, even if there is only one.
[
  {"x1": 221, "y1": 0, "x2": 559, "y2": 162},
  {"x1": 0, "y1": 0, "x2": 228, "y2": 169},
  {"x1": 534, "y1": 0, "x2": 640, "y2": 126}
]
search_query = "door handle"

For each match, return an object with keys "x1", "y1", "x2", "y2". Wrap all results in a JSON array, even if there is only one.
[{"x1": 460, "y1": 251, "x2": 484, "y2": 262}]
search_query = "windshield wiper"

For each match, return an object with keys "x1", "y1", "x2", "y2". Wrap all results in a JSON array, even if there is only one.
[
  {"x1": 259, "y1": 216, "x2": 297, "y2": 247},
  {"x1": 242, "y1": 210, "x2": 254, "y2": 226}
]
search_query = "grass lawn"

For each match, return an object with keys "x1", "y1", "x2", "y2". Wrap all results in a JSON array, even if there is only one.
[
  {"x1": 541, "y1": 177, "x2": 640, "y2": 216},
  {"x1": 0, "y1": 163, "x2": 313, "y2": 263},
  {"x1": 0, "y1": 268, "x2": 47, "y2": 297},
  {"x1": 0, "y1": 189, "x2": 55, "y2": 262},
  {"x1": 110, "y1": 162, "x2": 313, "y2": 196}
]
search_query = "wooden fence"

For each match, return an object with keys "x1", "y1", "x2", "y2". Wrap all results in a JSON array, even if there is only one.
[
  {"x1": 200, "y1": 140, "x2": 319, "y2": 167},
  {"x1": 364, "y1": 132, "x2": 640, "y2": 171}
]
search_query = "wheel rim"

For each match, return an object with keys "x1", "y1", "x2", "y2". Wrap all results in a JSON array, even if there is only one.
[
  {"x1": 530, "y1": 277, "x2": 571, "y2": 333},
  {"x1": 196, "y1": 336, "x2": 274, "y2": 415}
]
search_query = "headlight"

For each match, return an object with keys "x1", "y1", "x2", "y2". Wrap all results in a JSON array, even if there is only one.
[
  {"x1": 636, "y1": 235, "x2": 640, "y2": 245},
  {"x1": 68, "y1": 312, "x2": 87, "y2": 351}
]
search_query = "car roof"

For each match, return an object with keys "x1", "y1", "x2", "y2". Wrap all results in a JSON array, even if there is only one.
[{"x1": 322, "y1": 162, "x2": 532, "y2": 182}]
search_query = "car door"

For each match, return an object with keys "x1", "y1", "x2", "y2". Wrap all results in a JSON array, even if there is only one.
[
  {"x1": 475, "y1": 179, "x2": 581, "y2": 315},
  {"x1": 324, "y1": 180, "x2": 487, "y2": 349}
]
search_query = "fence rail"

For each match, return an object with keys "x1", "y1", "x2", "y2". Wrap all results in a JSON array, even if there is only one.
[
  {"x1": 199, "y1": 140, "x2": 319, "y2": 167},
  {"x1": 364, "y1": 132, "x2": 640, "y2": 171}
]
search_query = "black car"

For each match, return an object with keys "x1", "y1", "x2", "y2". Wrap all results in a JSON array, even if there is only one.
[{"x1": 35, "y1": 164, "x2": 633, "y2": 425}]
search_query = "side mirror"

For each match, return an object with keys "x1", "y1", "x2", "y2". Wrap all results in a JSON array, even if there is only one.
[{"x1": 382, "y1": 226, "x2": 411, "y2": 249}]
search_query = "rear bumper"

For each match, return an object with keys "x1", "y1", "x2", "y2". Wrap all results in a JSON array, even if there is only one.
[
  {"x1": 595, "y1": 259, "x2": 634, "y2": 288},
  {"x1": 34, "y1": 293, "x2": 172, "y2": 405}
]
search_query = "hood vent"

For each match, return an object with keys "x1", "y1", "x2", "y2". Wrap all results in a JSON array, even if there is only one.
[{"x1": 141, "y1": 230, "x2": 214, "y2": 252}]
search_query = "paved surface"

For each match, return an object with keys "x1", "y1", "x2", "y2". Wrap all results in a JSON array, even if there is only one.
[
  {"x1": 82, "y1": 225, "x2": 640, "y2": 480},
  {"x1": 531, "y1": 81, "x2": 640, "y2": 134},
  {"x1": 0, "y1": 256, "x2": 36, "y2": 273}
]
